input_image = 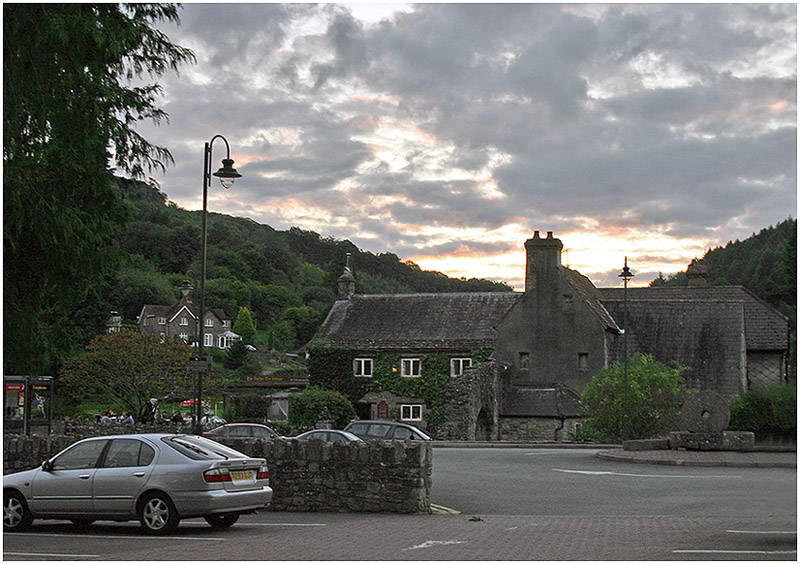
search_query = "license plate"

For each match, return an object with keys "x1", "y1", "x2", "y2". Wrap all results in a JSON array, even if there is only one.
[{"x1": 230, "y1": 470, "x2": 254, "y2": 481}]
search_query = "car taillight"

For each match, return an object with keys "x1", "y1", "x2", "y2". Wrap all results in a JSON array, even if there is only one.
[
  {"x1": 204, "y1": 468, "x2": 232, "y2": 483},
  {"x1": 257, "y1": 465, "x2": 269, "y2": 480}
]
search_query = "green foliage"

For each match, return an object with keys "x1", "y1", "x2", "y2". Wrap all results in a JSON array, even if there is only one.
[
  {"x1": 223, "y1": 339, "x2": 249, "y2": 370},
  {"x1": 729, "y1": 382, "x2": 796, "y2": 439},
  {"x1": 579, "y1": 353, "x2": 689, "y2": 441},
  {"x1": 288, "y1": 387, "x2": 357, "y2": 430},
  {"x1": 59, "y1": 331, "x2": 193, "y2": 422},
  {"x1": 307, "y1": 345, "x2": 492, "y2": 434},
  {"x1": 233, "y1": 307, "x2": 257, "y2": 343},
  {"x1": 3, "y1": 4, "x2": 194, "y2": 375}
]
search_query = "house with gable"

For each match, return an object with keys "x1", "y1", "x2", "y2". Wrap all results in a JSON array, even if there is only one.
[
  {"x1": 312, "y1": 232, "x2": 790, "y2": 441},
  {"x1": 138, "y1": 280, "x2": 237, "y2": 350}
]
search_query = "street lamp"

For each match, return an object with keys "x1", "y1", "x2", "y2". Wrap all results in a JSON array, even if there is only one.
[
  {"x1": 195, "y1": 135, "x2": 242, "y2": 434},
  {"x1": 618, "y1": 257, "x2": 634, "y2": 441}
]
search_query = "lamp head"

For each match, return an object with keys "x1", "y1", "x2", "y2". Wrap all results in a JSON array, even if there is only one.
[
  {"x1": 618, "y1": 256, "x2": 634, "y2": 281},
  {"x1": 213, "y1": 158, "x2": 242, "y2": 189}
]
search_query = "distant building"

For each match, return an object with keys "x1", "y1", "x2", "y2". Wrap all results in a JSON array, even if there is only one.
[
  {"x1": 312, "y1": 232, "x2": 790, "y2": 441},
  {"x1": 138, "y1": 280, "x2": 236, "y2": 350}
]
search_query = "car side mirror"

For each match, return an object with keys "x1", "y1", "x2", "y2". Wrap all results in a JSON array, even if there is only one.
[{"x1": 41, "y1": 460, "x2": 52, "y2": 472}]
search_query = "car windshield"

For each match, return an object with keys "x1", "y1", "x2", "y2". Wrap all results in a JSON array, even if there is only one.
[{"x1": 162, "y1": 435, "x2": 249, "y2": 461}]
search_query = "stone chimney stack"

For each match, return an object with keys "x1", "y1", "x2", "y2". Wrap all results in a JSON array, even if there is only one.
[
  {"x1": 524, "y1": 231, "x2": 563, "y2": 293},
  {"x1": 338, "y1": 253, "x2": 355, "y2": 299},
  {"x1": 686, "y1": 258, "x2": 708, "y2": 287}
]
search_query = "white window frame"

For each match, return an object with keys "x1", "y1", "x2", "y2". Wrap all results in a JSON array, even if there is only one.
[
  {"x1": 450, "y1": 357, "x2": 472, "y2": 377},
  {"x1": 179, "y1": 317, "x2": 188, "y2": 326},
  {"x1": 158, "y1": 317, "x2": 167, "y2": 325},
  {"x1": 204, "y1": 333, "x2": 213, "y2": 347},
  {"x1": 179, "y1": 332, "x2": 188, "y2": 342},
  {"x1": 400, "y1": 404, "x2": 423, "y2": 421},
  {"x1": 401, "y1": 358, "x2": 421, "y2": 378},
  {"x1": 205, "y1": 318, "x2": 214, "y2": 328},
  {"x1": 354, "y1": 358, "x2": 373, "y2": 377}
]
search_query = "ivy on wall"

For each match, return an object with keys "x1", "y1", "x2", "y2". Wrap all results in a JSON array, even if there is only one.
[{"x1": 307, "y1": 342, "x2": 493, "y2": 432}]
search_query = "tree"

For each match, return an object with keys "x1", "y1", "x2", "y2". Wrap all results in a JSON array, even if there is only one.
[
  {"x1": 4, "y1": 4, "x2": 194, "y2": 375},
  {"x1": 223, "y1": 339, "x2": 249, "y2": 370},
  {"x1": 579, "y1": 354, "x2": 689, "y2": 441},
  {"x1": 233, "y1": 307, "x2": 257, "y2": 344},
  {"x1": 60, "y1": 331, "x2": 193, "y2": 421},
  {"x1": 289, "y1": 387, "x2": 356, "y2": 430}
]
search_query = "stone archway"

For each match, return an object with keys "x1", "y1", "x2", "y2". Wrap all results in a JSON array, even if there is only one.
[{"x1": 475, "y1": 408, "x2": 490, "y2": 441}]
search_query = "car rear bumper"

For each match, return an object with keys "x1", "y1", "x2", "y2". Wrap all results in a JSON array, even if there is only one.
[{"x1": 172, "y1": 485, "x2": 273, "y2": 517}]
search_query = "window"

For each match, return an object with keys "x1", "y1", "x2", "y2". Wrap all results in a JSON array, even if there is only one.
[
  {"x1": 400, "y1": 404, "x2": 423, "y2": 421},
  {"x1": 104, "y1": 439, "x2": 155, "y2": 468},
  {"x1": 401, "y1": 358, "x2": 421, "y2": 377},
  {"x1": 223, "y1": 320, "x2": 230, "y2": 329},
  {"x1": 204, "y1": 333, "x2": 213, "y2": 347},
  {"x1": 179, "y1": 332, "x2": 189, "y2": 342},
  {"x1": 158, "y1": 317, "x2": 166, "y2": 325},
  {"x1": 519, "y1": 352, "x2": 530, "y2": 370},
  {"x1": 578, "y1": 353, "x2": 589, "y2": 372},
  {"x1": 219, "y1": 334, "x2": 237, "y2": 349},
  {"x1": 354, "y1": 358, "x2": 373, "y2": 377},
  {"x1": 52, "y1": 439, "x2": 108, "y2": 470},
  {"x1": 450, "y1": 358, "x2": 472, "y2": 377},
  {"x1": 205, "y1": 318, "x2": 214, "y2": 328},
  {"x1": 180, "y1": 317, "x2": 188, "y2": 326}
]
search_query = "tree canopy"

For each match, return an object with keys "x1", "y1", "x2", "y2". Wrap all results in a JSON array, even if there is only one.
[{"x1": 3, "y1": 4, "x2": 194, "y2": 375}]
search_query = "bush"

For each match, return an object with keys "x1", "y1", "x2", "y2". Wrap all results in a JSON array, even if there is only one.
[
  {"x1": 729, "y1": 382, "x2": 796, "y2": 439},
  {"x1": 579, "y1": 353, "x2": 689, "y2": 441},
  {"x1": 229, "y1": 393, "x2": 271, "y2": 421},
  {"x1": 289, "y1": 387, "x2": 356, "y2": 429}
]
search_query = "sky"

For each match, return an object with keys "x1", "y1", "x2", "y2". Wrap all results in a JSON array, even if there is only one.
[{"x1": 134, "y1": 3, "x2": 797, "y2": 290}]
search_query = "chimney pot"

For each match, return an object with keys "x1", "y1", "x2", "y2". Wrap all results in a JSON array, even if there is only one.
[{"x1": 547, "y1": 231, "x2": 553, "y2": 239}]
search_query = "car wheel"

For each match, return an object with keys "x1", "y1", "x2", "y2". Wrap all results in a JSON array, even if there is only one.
[
  {"x1": 204, "y1": 512, "x2": 240, "y2": 528},
  {"x1": 138, "y1": 492, "x2": 180, "y2": 535},
  {"x1": 4, "y1": 490, "x2": 33, "y2": 532}
]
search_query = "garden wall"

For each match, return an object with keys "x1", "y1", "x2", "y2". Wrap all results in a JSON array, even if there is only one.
[{"x1": 3, "y1": 432, "x2": 432, "y2": 514}]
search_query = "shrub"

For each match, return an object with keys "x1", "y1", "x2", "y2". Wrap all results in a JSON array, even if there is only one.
[
  {"x1": 579, "y1": 353, "x2": 689, "y2": 441},
  {"x1": 289, "y1": 387, "x2": 356, "y2": 429},
  {"x1": 229, "y1": 393, "x2": 271, "y2": 421},
  {"x1": 729, "y1": 382, "x2": 796, "y2": 439}
]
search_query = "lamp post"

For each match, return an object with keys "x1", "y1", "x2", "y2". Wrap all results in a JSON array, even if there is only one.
[
  {"x1": 194, "y1": 135, "x2": 242, "y2": 434},
  {"x1": 618, "y1": 257, "x2": 634, "y2": 441}
]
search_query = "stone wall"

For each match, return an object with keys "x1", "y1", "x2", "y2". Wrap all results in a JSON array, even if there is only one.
[
  {"x1": 438, "y1": 361, "x2": 500, "y2": 441},
  {"x1": 3, "y1": 433, "x2": 432, "y2": 514},
  {"x1": 499, "y1": 415, "x2": 581, "y2": 442}
]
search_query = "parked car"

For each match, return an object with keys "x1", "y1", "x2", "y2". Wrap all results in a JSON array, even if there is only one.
[
  {"x1": 3, "y1": 433, "x2": 272, "y2": 535},
  {"x1": 344, "y1": 420, "x2": 431, "y2": 441},
  {"x1": 294, "y1": 430, "x2": 363, "y2": 442},
  {"x1": 203, "y1": 423, "x2": 278, "y2": 440}
]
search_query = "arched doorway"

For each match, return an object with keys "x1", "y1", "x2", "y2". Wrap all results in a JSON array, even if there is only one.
[{"x1": 475, "y1": 408, "x2": 490, "y2": 441}]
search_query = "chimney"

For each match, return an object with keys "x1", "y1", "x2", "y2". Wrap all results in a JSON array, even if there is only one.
[
  {"x1": 524, "y1": 231, "x2": 563, "y2": 293},
  {"x1": 686, "y1": 258, "x2": 707, "y2": 287},
  {"x1": 338, "y1": 253, "x2": 355, "y2": 299}
]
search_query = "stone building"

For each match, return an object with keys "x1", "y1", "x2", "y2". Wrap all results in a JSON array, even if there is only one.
[
  {"x1": 312, "y1": 232, "x2": 790, "y2": 441},
  {"x1": 138, "y1": 280, "x2": 236, "y2": 350}
]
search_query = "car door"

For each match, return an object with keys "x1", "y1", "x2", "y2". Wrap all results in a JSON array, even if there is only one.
[
  {"x1": 229, "y1": 425, "x2": 253, "y2": 438},
  {"x1": 93, "y1": 439, "x2": 156, "y2": 516},
  {"x1": 30, "y1": 438, "x2": 109, "y2": 514}
]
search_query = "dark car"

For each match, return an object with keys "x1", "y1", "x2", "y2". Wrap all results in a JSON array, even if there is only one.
[
  {"x1": 203, "y1": 424, "x2": 278, "y2": 440},
  {"x1": 344, "y1": 420, "x2": 431, "y2": 441},
  {"x1": 294, "y1": 430, "x2": 363, "y2": 442}
]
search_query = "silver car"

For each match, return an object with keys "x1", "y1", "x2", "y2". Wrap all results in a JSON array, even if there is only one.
[{"x1": 3, "y1": 433, "x2": 272, "y2": 535}]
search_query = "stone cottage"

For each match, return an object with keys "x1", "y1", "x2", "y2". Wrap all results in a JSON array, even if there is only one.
[
  {"x1": 312, "y1": 232, "x2": 790, "y2": 441},
  {"x1": 138, "y1": 280, "x2": 237, "y2": 350}
]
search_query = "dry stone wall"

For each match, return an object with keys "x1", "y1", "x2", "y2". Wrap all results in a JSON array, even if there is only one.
[{"x1": 3, "y1": 433, "x2": 432, "y2": 514}]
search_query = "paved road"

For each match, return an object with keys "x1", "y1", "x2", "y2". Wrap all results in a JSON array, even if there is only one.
[{"x1": 430, "y1": 447, "x2": 797, "y2": 516}]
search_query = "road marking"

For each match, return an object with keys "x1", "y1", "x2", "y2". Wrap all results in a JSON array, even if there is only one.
[
  {"x1": 727, "y1": 529, "x2": 796, "y2": 535},
  {"x1": 3, "y1": 532, "x2": 226, "y2": 541},
  {"x1": 403, "y1": 540, "x2": 467, "y2": 551},
  {"x1": 526, "y1": 451, "x2": 597, "y2": 455},
  {"x1": 553, "y1": 468, "x2": 740, "y2": 479},
  {"x1": 431, "y1": 503, "x2": 461, "y2": 514},
  {"x1": 4, "y1": 552, "x2": 99, "y2": 559},
  {"x1": 673, "y1": 549, "x2": 797, "y2": 555},
  {"x1": 238, "y1": 523, "x2": 327, "y2": 526}
]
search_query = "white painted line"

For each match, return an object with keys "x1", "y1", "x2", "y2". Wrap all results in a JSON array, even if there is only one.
[
  {"x1": 526, "y1": 451, "x2": 597, "y2": 455},
  {"x1": 553, "y1": 468, "x2": 740, "y2": 479},
  {"x1": 727, "y1": 529, "x2": 797, "y2": 535},
  {"x1": 673, "y1": 549, "x2": 797, "y2": 555},
  {"x1": 238, "y1": 523, "x2": 327, "y2": 526},
  {"x1": 4, "y1": 552, "x2": 99, "y2": 559},
  {"x1": 3, "y1": 532, "x2": 226, "y2": 541},
  {"x1": 403, "y1": 540, "x2": 467, "y2": 551}
]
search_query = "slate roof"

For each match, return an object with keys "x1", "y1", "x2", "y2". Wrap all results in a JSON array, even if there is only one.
[
  {"x1": 318, "y1": 293, "x2": 522, "y2": 351},
  {"x1": 138, "y1": 295, "x2": 228, "y2": 324},
  {"x1": 598, "y1": 286, "x2": 789, "y2": 350},
  {"x1": 563, "y1": 268, "x2": 621, "y2": 332}
]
